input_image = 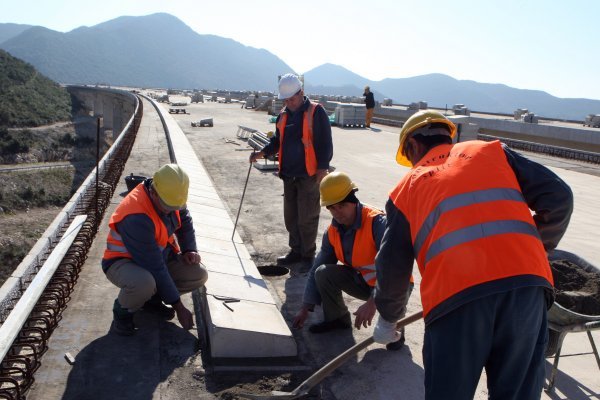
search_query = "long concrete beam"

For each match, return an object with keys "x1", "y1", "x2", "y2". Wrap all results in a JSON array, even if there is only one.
[{"x1": 148, "y1": 98, "x2": 297, "y2": 359}]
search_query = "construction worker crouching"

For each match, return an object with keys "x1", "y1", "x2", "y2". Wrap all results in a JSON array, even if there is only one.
[
  {"x1": 373, "y1": 110, "x2": 574, "y2": 399},
  {"x1": 102, "y1": 164, "x2": 208, "y2": 336},
  {"x1": 293, "y1": 172, "x2": 413, "y2": 350}
]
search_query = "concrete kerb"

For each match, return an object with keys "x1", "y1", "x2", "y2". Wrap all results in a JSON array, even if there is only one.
[{"x1": 152, "y1": 101, "x2": 298, "y2": 361}]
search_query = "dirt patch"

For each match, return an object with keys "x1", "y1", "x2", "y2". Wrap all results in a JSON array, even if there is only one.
[
  {"x1": 0, "y1": 207, "x2": 61, "y2": 284},
  {"x1": 551, "y1": 259, "x2": 600, "y2": 315}
]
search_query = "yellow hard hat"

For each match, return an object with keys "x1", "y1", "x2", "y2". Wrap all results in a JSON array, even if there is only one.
[
  {"x1": 319, "y1": 172, "x2": 358, "y2": 207},
  {"x1": 396, "y1": 110, "x2": 457, "y2": 167},
  {"x1": 152, "y1": 164, "x2": 189, "y2": 208}
]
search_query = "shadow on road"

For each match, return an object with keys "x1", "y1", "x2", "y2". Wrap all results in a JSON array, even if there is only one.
[
  {"x1": 544, "y1": 359, "x2": 600, "y2": 400},
  {"x1": 61, "y1": 314, "x2": 198, "y2": 400}
]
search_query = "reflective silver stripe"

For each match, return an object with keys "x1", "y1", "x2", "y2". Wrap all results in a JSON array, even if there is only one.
[
  {"x1": 107, "y1": 243, "x2": 128, "y2": 253},
  {"x1": 356, "y1": 264, "x2": 376, "y2": 272},
  {"x1": 414, "y1": 188, "x2": 525, "y2": 257},
  {"x1": 356, "y1": 265, "x2": 376, "y2": 283},
  {"x1": 425, "y1": 219, "x2": 540, "y2": 264},
  {"x1": 362, "y1": 271, "x2": 377, "y2": 282},
  {"x1": 109, "y1": 229, "x2": 122, "y2": 241}
]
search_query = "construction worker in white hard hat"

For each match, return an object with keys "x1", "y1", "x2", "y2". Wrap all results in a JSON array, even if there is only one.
[
  {"x1": 250, "y1": 73, "x2": 333, "y2": 269},
  {"x1": 372, "y1": 110, "x2": 574, "y2": 399},
  {"x1": 102, "y1": 164, "x2": 208, "y2": 336},
  {"x1": 292, "y1": 172, "x2": 413, "y2": 350}
]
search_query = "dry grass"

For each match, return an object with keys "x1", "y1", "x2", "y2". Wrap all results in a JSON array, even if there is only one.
[{"x1": 0, "y1": 206, "x2": 62, "y2": 285}]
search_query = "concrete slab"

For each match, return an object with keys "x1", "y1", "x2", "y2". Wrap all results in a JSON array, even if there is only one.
[
  {"x1": 187, "y1": 184, "x2": 221, "y2": 200},
  {"x1": 206, "y1": 271, "x2": 274, "y2": 304},
  {"x1": 200, "y1": 252, "x2": 262, "y2": 278},
  {"x1": 188, "y1": 202, "x2": 231, "y2": 220},
  {"x1": 197, "y1": 236, "x2": 252, "y2": 259},
  {"x1": 186, "y1": 192, "x2": 228, "y2": 209},
  {"x1": 195, "y1": 224, "x2": 244, "y2": 244},
  {"x1": 205, "y1": 295, "x2": 296, "y2": 358},
  {"x1": 188, "y1": 209, "x2": 235, "y2": 230}
]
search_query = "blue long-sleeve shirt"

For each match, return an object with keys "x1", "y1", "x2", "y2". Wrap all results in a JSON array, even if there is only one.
[
  {"x1": 303, "y1": 202, "x2": 386, "y2": 307},
  {"x1": 375, "y1": 144, "x2": 574, "y2": 325},
  {"x1": 102, "y1": 180, "x2": 198, "y2": 304},
  {"x1": 261, "y1": 97, "x2": 333, "y2": 177}
]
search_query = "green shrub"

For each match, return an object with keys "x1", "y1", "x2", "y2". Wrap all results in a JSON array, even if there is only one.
[{"x1": 0, "y1": 50, "x2": 72, "y2": 127}]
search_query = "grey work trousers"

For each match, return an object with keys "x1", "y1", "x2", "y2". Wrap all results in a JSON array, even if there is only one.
[
  {"x1": 314, "y1": 264, "x2": 372, "y2": 321},
  {"x1": 283, "y1": 175, "x2": 320, "y2": 258},
  {"x1": 105, "y1": 257, "x2": 208, "y2": 311}
]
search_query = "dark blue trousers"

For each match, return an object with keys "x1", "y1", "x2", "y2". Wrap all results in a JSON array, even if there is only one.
[{"x1": 423, "y1": 286, "x2": 548, "y2": 400}]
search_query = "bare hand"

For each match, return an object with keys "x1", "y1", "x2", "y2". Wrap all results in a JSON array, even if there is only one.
[
  {"x1": 181, "y1": 251, "x2": 201, "y2": 265},
  {"x1": 249, "y1": 151, "x2": 264, "y2": 163},
  {"x1": 173, "y1": 301, "x2": 194, "y2": 330},
  {"x1": 315, "y1": 169, "x2": 329, "y2": 184},
  {"x1": 292, "y1": 307, "x2": 310, "y2": 329},
  {"x1": 353, "y1": 297, "x2": 377, "y2": 330}
]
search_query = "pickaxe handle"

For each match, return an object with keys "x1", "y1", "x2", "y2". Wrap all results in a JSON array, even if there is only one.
[{"x1": 291, "y1": 310, "x2": 424, "y2": 397}]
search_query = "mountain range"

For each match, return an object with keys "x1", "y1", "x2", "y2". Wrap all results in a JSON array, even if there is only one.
[{"x1": 1, "y1": 13, "x2": 599, "y2": 120}]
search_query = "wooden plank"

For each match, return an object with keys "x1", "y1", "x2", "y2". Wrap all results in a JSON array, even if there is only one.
[{"x1": 0, "y1": 215, "x2": 87, "y2": 361}]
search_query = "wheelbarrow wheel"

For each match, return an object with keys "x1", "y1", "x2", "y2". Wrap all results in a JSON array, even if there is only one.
[{"x1": 545, "y1": 329, "x2": 560, "y2": 357}]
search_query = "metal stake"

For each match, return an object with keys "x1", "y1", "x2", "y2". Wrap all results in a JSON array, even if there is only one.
[{"x1": 232, "y1": 157, "x2": 253, "y2": 241}]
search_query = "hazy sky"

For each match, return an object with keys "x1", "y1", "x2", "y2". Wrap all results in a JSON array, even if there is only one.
[{"x1": 2, "y1": 0, "x2": 599, "y2": 100}]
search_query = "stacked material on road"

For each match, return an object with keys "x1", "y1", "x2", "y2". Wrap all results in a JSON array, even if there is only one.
[
  {"x1": 333, "y1": 103, "x2": 366, "y2": 128},
  {"x1": 248, "y1": 130, "x2": 278, "y2": 170},
  {"x1": 248, "y1": 130, "x2": 272, "y2": 155},
  {"x1": 191, "y1": 118, "x2": 213, "y2": 127}
]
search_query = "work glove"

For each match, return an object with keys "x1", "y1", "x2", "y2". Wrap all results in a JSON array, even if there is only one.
[{"x1": 373, "y1": 315, "x2": 400, "y2": 345}]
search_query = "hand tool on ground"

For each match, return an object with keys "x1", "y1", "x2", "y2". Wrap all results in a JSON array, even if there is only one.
[
  {"x1": 238, "y1": 310, "x2": 423, "y2": 399},
  {"x1": 213, "y1": 295, "x2": 241, "y2": 312},
  {"x1": 232, "y1": 155, "x2": 254, "y2": 241}
]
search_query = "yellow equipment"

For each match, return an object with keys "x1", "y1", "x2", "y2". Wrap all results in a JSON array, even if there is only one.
[
  {"x1": 152, "y1": 164, "x2": 189, "y2": 208},
  {"x1": 396, "y1": 110, "x2": 457, "y2": 167},
  {"x1": 319, "y1": 172, "x2": 358, "y2": 207}
]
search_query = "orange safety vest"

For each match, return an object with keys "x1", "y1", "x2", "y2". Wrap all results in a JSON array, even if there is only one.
[
  {"x1": 327, "y1": 205, "x2": 383, "y2": 287},
  {"x1": 103, "y1": 184, "x2": 182, "y2": 261},
  {"x1": 390, "y1": 140, "x2": 552, "y2": 317},
  {"x1": 276, "y1": 102, "x2": 320, "y2": 176}
]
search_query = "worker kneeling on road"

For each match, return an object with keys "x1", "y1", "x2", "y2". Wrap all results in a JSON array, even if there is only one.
[
  {"x1": 373, "y1": 110, "x2": 574, "y2": 399},
  {"x1": 293, "y1": 172, "x2": 412, "y2": 350},
  {"x1": 102, "y1": 164, "x2": 208, "y2": 336}
]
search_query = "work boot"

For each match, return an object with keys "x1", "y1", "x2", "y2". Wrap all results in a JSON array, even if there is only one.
[
  {"x1": 277, "y1": 251, "x2": 302, "y2": 266},
  {"x1": 111, "y1": 299, "x2": 136, "y2": 336},
  {"x1": 386, "y1": 327, "x2": 406, "y2": 351},
  {"x1": 309, "y1": 313, "x2": 352, "y2": 334},
  {"x1": 142, "y1": 294, "x2": 176, "y2": 320},
  {"x1": 298, "y1": 256, "x2": 315, "y2": 273}
]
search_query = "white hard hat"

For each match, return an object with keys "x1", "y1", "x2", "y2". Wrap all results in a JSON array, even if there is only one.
[{"x1": 278, "y1": 74, "x2": 302, "y2": 100}]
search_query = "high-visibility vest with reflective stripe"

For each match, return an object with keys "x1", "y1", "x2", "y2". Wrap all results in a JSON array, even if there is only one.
[
  {"x1": 327, "y1": 205, "x2": 383, "y2": 287},
  {"x1": 103, "y1": 184, "x2": 182, "y2": 261},
  {"x1": 390, "y1": 140, "x2": 552, "y2": 317},
  {"x1": 276, "y1": 102, "x2": 320, "y2": 176}
]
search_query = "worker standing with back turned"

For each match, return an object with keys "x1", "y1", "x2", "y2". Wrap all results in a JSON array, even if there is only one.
[
  {"x1": 102, "y1": 164, "x2": 208, "y2": 336},
  {"x1": 373, "y1": 110, "x2": 573, "y2": 399},
  {"x1": 250, "y1": 73, "x2": 333, "y2": 270}
]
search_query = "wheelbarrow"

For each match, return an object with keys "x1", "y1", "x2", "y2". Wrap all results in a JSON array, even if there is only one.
[{"x1": 545, "y1": 249, "x2": 600, "y2": 392}]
